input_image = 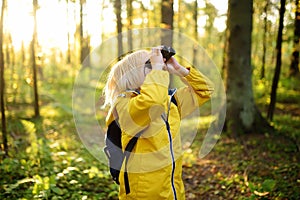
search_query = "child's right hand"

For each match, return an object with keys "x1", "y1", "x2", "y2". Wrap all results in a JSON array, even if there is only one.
[{"x1": 150, "y1": 47, "x2": 165, "y2": 70}]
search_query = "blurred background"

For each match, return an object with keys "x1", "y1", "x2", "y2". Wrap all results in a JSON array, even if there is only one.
[{"x1": 0, "y1": 0, "x2": 299, "y2": 199}]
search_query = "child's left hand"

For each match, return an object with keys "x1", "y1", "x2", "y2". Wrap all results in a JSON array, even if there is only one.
[{"x1": 165, "y1": 57, "x2": 189, "y2": 77}]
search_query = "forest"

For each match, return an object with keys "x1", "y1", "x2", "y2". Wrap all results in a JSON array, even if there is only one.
[{"x1": 0, "y1": 0, "x2": 300, "y2": 199}]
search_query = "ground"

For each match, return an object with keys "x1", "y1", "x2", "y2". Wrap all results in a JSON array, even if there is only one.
[{"x1": 182, "y1": 130, "x2": 300, "y2": 199}]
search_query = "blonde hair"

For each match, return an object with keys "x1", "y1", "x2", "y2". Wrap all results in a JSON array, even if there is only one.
[{"x1": 103, "y1": 50, "x2": 150, "y2": 107}]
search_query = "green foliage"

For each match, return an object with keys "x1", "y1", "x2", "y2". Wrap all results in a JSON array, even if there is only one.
[
  {"x1": 1, "y1": 75, "x2": 118, "y2": 200},
  {"x1": 247, "y1": 179, "x2": 277, "y2": 199},
  {"x1": 1, "y1": 118, "x2": 118, "y2": 199}
]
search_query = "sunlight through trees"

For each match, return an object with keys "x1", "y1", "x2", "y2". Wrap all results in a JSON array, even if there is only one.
[{"x1": 0, "y1": 0, "x2": 300, "y2": 199}]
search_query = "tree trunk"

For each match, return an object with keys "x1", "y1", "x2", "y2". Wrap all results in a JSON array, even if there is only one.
[
  {"x1": 161, "y1": 0, "x2": 174, "y2": 87},
  {"x1": 79, "y1": 0, "x2": 84, "y2": 63},
  {"x1": 66, "y1": 0, "x2": 71, "y2": 64},
  {"x1": 161, "y1": 0, "x2": 174, "y2": 46},
  {"x1": 222, "y1": 16, "x2": 229, "y2": 79},
  {"x1": 79, "y1": 0, "x2": 90, "y2": 67},
  {"x1": 177, "y1": 0, "x2": 182, "y2": 32},
  {"x1": 289, "y1": 0, "x2": 300, "y2": 76},
  {"x1": 32, "y1": 0, "x2": 40, "y2": 117},
  {"x1": 115, "y1": 0, "x2": 123, "y2": 57},
  {"x1": 267, "y1": 0, "x2": 286, "y2": 121},
  {"x1": 261, "y1": 1, "x2": 269, "y2": 80},
  {"x1": 225, "y1": 0, "x2": 271, "y2": 135},
  {"x1": 0, "y1": 0, "x2": 8, "y2": 156},
  {"x1": 127, "y1": 0, "x2": 133, "y2": 51},
  {"x1": 67, "y1": 30, "x2": 71, "y2": 64},
  {"x1": 192, "y1": 0, "x2": 198, "y2": 66}
]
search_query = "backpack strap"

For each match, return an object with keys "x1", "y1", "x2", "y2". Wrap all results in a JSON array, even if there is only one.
[{"x1": 123, "y1": 131, "x2": 143, "y2": 194}]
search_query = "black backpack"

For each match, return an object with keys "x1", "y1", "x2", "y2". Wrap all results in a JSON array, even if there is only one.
[{"x1": 103, "y1": 89, "x2": 177, "y2": 194}]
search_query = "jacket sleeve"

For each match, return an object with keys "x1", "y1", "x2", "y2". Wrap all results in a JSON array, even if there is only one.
[
  {"x1": 116, "y1": 70, "x2": 170, "y2": 136},
  {"x1": 174, "y1": 67, "x2": 214, "y2": 119}
]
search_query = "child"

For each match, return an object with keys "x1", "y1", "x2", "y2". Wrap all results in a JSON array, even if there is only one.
[{"x1": 103, "y1": 47, "x2": 214, "y2": 200}]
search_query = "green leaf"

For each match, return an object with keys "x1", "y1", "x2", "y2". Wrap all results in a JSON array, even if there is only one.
[
  {"x1": 262, "y1": 179, "x2": 276, "y2": 192},
  {"x1": 248, "y1": 182, "x2": 256, "y2": 192},
  {"x1": 51, "y1": 186, "x2": 64, "y2": 195},
  {"x1": 20, "y1": 120, "x2": 36, "y2": 135}
]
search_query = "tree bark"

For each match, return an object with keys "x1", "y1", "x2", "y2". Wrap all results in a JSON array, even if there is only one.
[
  {"x1": 192, "y1": 0, "x2": 198, "y2": 66},
  {"x1": 66, "y1": 0, "x2": 71, "y2": 64},
  {"x1": 79, "y1": 0, "x2": 90, "y2": 67},
  {"x1": 127, "y1": 0, "x2": 133, "y2": 51},
  {"x1": 79, "y1": 0, "x2": 84, "y2": 63},
  {"x1": 161, "y1": 0, "x2": 174, "y2": 87},
  {"x1": 289, "y1": 0, "x2": 300, "y2": 76},
  {"x1": 261, "y1": 1, "x2": 269, "y2": 80},
  {"x1": 161, "y1": 0, "x2": 174, "y2": 46},
  {"x1": 115, "y1": 0, "x2": 123, "y2": 57},
  {"x1": 267, "y1": 0, "x2": 286, "y2": 121},
  {"x1": 32, "y1": 0, "x2": 40, "y2": 117},
  {"x1": 222, "y1": 16, "x2": 229, "y2": 79},
  {"x1": 225, "y1": 0, "x2": 271, "y2": 135},
  {"x1": 0, "y1": 0, "x2": 8, "y2": 156}
]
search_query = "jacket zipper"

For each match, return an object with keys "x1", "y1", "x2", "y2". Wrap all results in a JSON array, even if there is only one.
[{"x1": 161, "y1": 89, "x2": 177, "y2": 200}]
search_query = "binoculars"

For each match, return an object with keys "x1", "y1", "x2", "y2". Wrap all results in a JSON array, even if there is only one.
[
  {"x1": 160, "y1": 45, "x2": 176, "y2": 62},
  {"x1": 145, "y1": 46, "x2": 176, "y2": 66}
]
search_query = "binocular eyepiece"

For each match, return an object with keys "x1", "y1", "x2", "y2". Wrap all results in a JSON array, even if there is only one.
[{"x1": 160, "y1": 45, "x2": 176, "y2": 62}]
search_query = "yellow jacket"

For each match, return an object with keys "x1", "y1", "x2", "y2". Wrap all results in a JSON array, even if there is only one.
[{"x1": 106, "y1": 67, "x2": 214, "y2": 200}]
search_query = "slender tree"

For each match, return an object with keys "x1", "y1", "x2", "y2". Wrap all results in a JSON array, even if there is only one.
[
  {"x1": 192, "y1": 0, "x2": 198, "y2": 66},
  {"x1": 222, "y1": 13, "x2": 229, "y2": 79},
  {"x1": 66, "y1": 0, "x2": 71, "y2": 64},
  {"x1": 78, "y1": 0, "x2": 90, "y2": 67},
  {"x1": 127, "y1": 0, "x2": 133, "y2": 51},
  {"x1": 0, "y1": 0, "x2": 8, "y2": 156},
  {"x1": 289, "y1": 0, "x2": 300, "y2": 76},
  {"x1": 79, "y1": 0, "x2": 83, "y2": 63},
  {"x1": 114, "y1": 0, "x2": 123, "y2": 57},
  {"x1": 161, "y1": 0, "x2": 174, "y2": 87},
  {"x1": 261, "y1": 1, "x2": 269, "y2": 80},
  {"x1": 31, "y1": 0, "x2": 40, "y2": 117},
  {"x1": 225, "y1": 0, "x2": 271, "y2": 135},
  {"x1": 79, "y1": 0, "x2": 85, "y2": 63},
  {"x1": 177, "y1": 0, "x2": 182, "y2": 32},
  {"x1": 267, "y1": 0, "x2": 286, "y2": 121},
  {"x1": 161, "y1": 0, "x2": 174, "y2": 46}
]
